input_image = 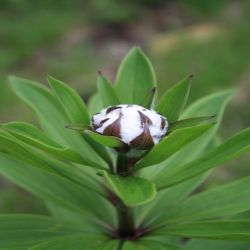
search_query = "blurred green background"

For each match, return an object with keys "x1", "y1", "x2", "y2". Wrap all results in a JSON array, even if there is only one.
[{"x1": 0, "y1": 0, "x2": 249, "y2": 214}]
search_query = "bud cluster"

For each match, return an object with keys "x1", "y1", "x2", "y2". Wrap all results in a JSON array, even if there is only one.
[{"x1": 91, "y1": 105, "x2": 168, "y2": 150}]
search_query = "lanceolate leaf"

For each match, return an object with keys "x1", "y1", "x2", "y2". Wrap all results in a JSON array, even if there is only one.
[
  {"x1": 157, "y1": 128, "x2": 250, "y2": 189},
  {"x1": 158, "y1": 176, "x2": 250, "y2": 224},
  {"x1": 115, "y1": 47, "x2": 156, "y2": 105},
  {"x1": 155, "y1": 76, "x2": 192, "y2": 123},
  {"x1": 47, "y1": 75, "x2": 90, "y2": 124},
  {"x1": 122, "y1": 240, "x2": 180, "y2": 250},
  {"x1": 134, "y1": 124, "x2": 212, "y2": 170},
  {"x1": 97, "y1": 74, "x2": 120, "y2": 107},
  {"x1": 0, "y1": 215, "x2": 84, "y2": 248},
  {"x1": 184, "y1": 239, "x2": 250, "y2": 250},
  {"x1": 154, "y1": 220, "x2": 250, "y2": 240},
  {"x1": 2, "y1": 122, "x2": 106, "y2": 169},
  {"x1": 140, "y1": 87, "x2": 156, "y2": 109},
  {"x1": 152, "y1": 90, "x2": 235, "y2": 186},
  {"x1": 29, "y1": 235, "x2": 119, "y2": 250},
  {"x1": 87, "y1": 92, "x2": 104, "y2": 117},
  {"x1": 84, "y1": 130, "x2": 125, "y2": 148},
  {"x1": 98, "y1": 170, "x2": 156, "y2": 206},
  {"x1": 9, "y1": 76, "x2": 107, "y2": 168},
  {"x1": 0, "y1": 153, "x2": 111, "y2": 221},
  {"x1": 168, "y1": 115, "x2": 216, "y2": 133}
]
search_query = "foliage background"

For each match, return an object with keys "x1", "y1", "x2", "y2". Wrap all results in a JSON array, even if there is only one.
[{"x1": 0, "y1": 0, "x2": 249, "y2": 215}]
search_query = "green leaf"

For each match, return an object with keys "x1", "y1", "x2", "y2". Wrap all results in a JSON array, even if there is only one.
[
  {"x1": 115, "y1": 47, "x2": 156, "y2": 104},
  {"x1": 184, "y1": 239, "x2": 250, "y2": 250},
  {"x1": 159, "y1": 176, "x2": 250, "y2": 224},
  {"x1": 152, "y1": 89, "x2": 235, "y2": 187},
  {"x1": 169, "y1": 115, "x2": 216, "y2": 133},
  {"x1": 9, "y1": 76, "x2": 107, "y2": 168},
  {"x1": 157, "y1": 128, "x2": 250, "y2": 189},
  {"x1": 122, "y1": 240, "x2": 180, "y2": 250},
  {"x1": 0, "y1": 153, "x2": 111, "y2": 221},
  {"x1": 47, "y1": 75, "x2": 90, "y2": 124},
  {"x1": 155, "y1": 76, "x2": 192, "y2": 122},
  {"x1": 2, "y1": 122, "x2": 106, "y2": 169},
  {"x1": 84, "y1": 130, "x2": 125, "y2": 148},
  {"x1": 0, "y1": 215, "x2": 83, "y2": 248},
  {"x1": 87, "y1": 92, "x2": 104, "y2": 117},
  {"x1": 97, "y1": 74, "x2": 120, "y2": 107},
  {"x1": 140, "y1": 87, "x2": 156, "y2": 109},
  {"x1": 154, "y1": 220, "x2": 250, "y2": 240},
  {"x1": 138, "y1": 90, "x2": 234, "y2": 227},
  {"x1": 29, "y1": 235, "x2": 119, "y2": 250},
  {"x1": 134, "y1": 124, "x2": 212, "y2": 170},
  {"x1": 98, "y1": 170, "x2": 156, "y2": 206}
]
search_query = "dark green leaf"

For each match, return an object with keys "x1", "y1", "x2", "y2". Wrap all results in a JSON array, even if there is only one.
[
  {"x1": 140, "y1": 87, "x2": 156, "y2": 109},
  {"x1": 184, "y1": 239, "x2": 250, "y2": 250},
  {"x1": 154, "y1": 220, "x2": 250, "y2": 240},
  {"x1": 97, "y1": 74, "x2": 120, "y2": 107},
  {"x1": 159, "y1": 176, "x2": 250, "y2": 224},
  {"x1": 157, "y1": 128, "x2": 250, "y2": 189},
  {"x1": 29, "y1": 235, "x2": 119, "y2": 250},
  {"x1": 134, "y1": 124, "x2": 212, "y2": 170},
  {"x1": 0, "y1": 153, "x2": 111, "y2": 220},
  {"x1": 115, "y1": 47, "x2": 156, "y2": 104},
  {"x1": 155, "y1": 76, "x2": 192, "y2": 122},
  {"x1": 98, "y1": 170, "x2": 156, "y2": 206},
  {"x1": 122, "y1": 240, "x2": 180, "y2": 250},
  {"x1": 0, "y1": 215, "x2": 83, "y2": 248},
  {"x1": 47, "y1": 75, "x2": 90, "y2": 124}
]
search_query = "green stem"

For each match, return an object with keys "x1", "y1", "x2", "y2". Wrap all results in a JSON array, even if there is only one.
[
  {"x1": 117, "y1": 202, "x2": 135, "y2": 237},
  {"x1": 116, "y1": 153, "x2": 135, "y2": 238}
]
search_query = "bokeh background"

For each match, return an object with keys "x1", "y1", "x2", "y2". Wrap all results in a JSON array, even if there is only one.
[{"x1": 0, "y1": 0, "x2": 249, "y2": 214}]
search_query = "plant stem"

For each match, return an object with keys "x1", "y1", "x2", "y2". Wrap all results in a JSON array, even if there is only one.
[
  {"x1": 116, "y1": 153, "x2": 135, "y2": 238},
  {"x1": 117, "y1": 202, "x2": 135, "y2": 238}
]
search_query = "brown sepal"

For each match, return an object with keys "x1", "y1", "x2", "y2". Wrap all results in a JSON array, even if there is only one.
[
  {"x1": 138, "y1": 111, "x2": 152, "y2": 127},
  {"x1": 130, "y1": 124, "x2": 154, "y2": 150},
  {"x1": 106, "y1": 106, "x2": 122, "y2": 114},
  {"x1": 103, "y1": 112, "x2": 122, "y2": 138}
]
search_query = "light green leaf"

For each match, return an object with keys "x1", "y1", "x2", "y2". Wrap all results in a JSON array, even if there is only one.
[
  {"x1": 2, "y1": 122, "x2": 105, "y2": 169},
  {"x1": 122, "y1": 240, "x2": 180, "y2": 250},
  {"x1": 134, "y1": 124, "x2": 212, "y2": 170},
  {"x1": 29, "y1": 235, "x2": 119, "y2": 250},
  {"x1": 169, "y1": 115, "x2": 216, "y2": 133},
  {"x1": 115, "y1": 47, "x2": 156, "y2": 104},
  {"x1": 84, "y1": 130, "x2": 125, "y2": 148},
  {"x1": 47, "y1": 75, "x2": 89, "y2": 124},
  {"x1": 154, "y1": 220, "x2": 250, "y2": 240},
  {"x1": 155, "y1": 76, "x2": 192, "y2": 122},
  {"x1": 97, "y1": 74, "x2": 120, "y2": 107},
  {"x1": 87, "y1": 92, "x2": 104, "y2": 117},
  {"x1": 98, "y1": 170, "x2": 156, "y2": 206},
  {"x1": 0, "y1": 215, "x2": 83, "y2": 248},
  {"x1": 9, "y1": 76, "x2": 107, "y2": 168},
  {"x1": 159, "y1": 176, "x2": 250, "y2": 224},
  {"x1": 184, "y1": 239, "x2": 250, "y2": 250},
  {"x1": 157, "y1": 128, "x2": 250, "y2": 189}
]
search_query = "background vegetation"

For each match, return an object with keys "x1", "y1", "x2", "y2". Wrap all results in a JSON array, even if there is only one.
[{"x1": 0, "y1": 0, "x2": 249, "y2": 214}]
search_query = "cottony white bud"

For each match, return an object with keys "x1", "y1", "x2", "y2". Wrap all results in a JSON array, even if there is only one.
[{"x1": 91, "y1": 105, "x2": 168, "y2": 150}]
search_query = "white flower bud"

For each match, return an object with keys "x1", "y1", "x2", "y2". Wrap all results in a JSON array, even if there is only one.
[{"x1": 91, "y1": 105, "x2": 168, "y2": 149}]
